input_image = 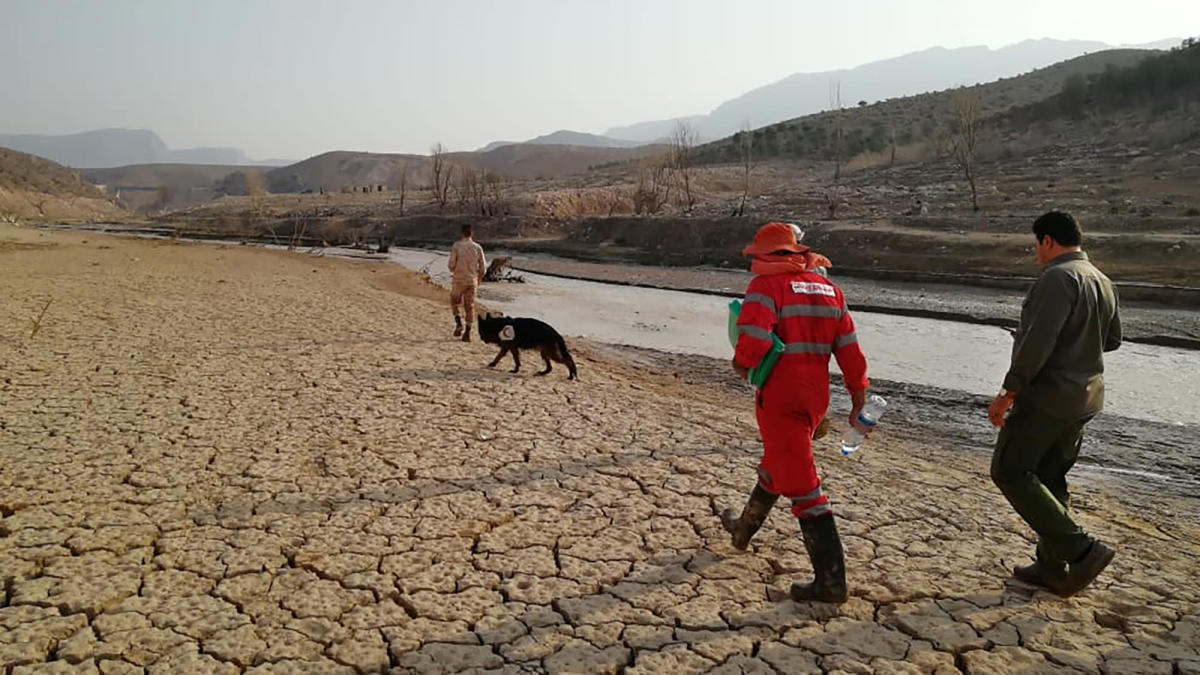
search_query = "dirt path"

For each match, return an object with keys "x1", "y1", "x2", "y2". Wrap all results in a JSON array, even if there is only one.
[{"x1": 1, "y1": 224, "x2": 1197, "y2": 674}]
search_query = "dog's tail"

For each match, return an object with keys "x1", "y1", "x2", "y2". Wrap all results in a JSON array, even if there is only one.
[{"x1": 557, "y1": 335, "x2": 578, "y2": 380}]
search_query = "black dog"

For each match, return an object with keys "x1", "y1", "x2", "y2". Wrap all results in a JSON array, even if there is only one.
[{"x1": 477, "y1": 314, "x2": 577, "y2": 380}]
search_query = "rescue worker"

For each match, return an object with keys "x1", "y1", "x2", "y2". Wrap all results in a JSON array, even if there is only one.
[
  {"x1": 448, "y1": 224, "x2": 486, "y2": 342},
  {"x1": 988, "y1": 211, "x2": 1120, "y2": 596},
  {"x1": 722, "y1": 222, "x2": 871, "y2": 604}
]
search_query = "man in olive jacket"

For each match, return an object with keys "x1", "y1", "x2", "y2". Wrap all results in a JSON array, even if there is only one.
[{"x1": 988, "y1": 211, "x2": 1121, "y2": 597}]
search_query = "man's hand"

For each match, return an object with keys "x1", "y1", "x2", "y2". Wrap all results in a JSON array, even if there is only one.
[
  {"x1": 732, "y1": 358, "x2": 749, "y2": 381},
  {"x1": 989, "y1": 391, "x2": 1016, "y2": 428},
  {"x1": 848, "y1": 388, "x2": 872, "y2": 435}
]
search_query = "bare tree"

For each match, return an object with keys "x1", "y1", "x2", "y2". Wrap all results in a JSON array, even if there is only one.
[
  {"x1": 429, "y1": 143, "x2": 455, "y2": 212},
  {"x1": 483, "y1": 170, "x2": 506, "y2": 216},
  {"x1": 632, "y1": 155, "x2": 672, "y2": 215},
  {"x1": 669, "y1": 120, "x2": 698, "y2": 212},
  {"x1": 949, "y1": 88, "x2": 983, "y2": 211},
  {"x1": 828, "y1": 81, "x2": 845, "y2": 181},
  {"x1": 389, "y1": 164, "x2": 409, "y2": 216},
  {"x1": 735, "y1": 121, "x2": 754, "y2": 217}
]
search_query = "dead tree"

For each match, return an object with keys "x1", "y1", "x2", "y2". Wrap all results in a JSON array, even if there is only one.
[
  {"x1": 389, "y1": 164, "x2": 408, "y2": 216},
  {"x1": 735, "y1": 121, "x2": 754, "y2": 217},
  {"x1": 949, "y1": 88, "x2": 983, "y2": 211},
  {"x1": 829, "y1": 81, "x2": 845, "y2": 181},
  {"x1": 429, "y1": 143, "x2": 454, "y2": 212},
  {"x1": 632, "y1": 155, "x2": 672, "y2": 215},
  {"x1": 669, "y1": 120, "x2": 699, "y2": 212}
]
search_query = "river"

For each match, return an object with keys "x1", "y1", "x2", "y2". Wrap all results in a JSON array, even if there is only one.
[{"x1": 387, "y1": 248, "x2": 1198, "y2": 428}]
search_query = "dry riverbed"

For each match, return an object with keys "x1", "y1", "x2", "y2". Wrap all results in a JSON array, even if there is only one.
[{"x1": 2, "y1": 224, "x2": 1197, "y2": 674}]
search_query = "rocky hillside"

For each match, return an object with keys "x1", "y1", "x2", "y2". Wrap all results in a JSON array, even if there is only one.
[
  {"x1": 696, "y1": 49, "x2": 1155, "y2": 165},
  {"x1": 0, "y1": 147, "x2": 126, "y2": 222}
]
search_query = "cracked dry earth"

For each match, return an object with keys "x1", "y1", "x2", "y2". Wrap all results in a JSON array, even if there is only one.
[{"x1": 1, "y1": 225, "x2": 1198, "y2": 675}]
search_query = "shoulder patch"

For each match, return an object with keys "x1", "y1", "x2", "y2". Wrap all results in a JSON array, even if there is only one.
[
  {"x1": 789, "y1": 281, "x2": 836, "y2": 297},
  {"x1": 499, "y1": 325, "x2": 516, "y2": 341}
]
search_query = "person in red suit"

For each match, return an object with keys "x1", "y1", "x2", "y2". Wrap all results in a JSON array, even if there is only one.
[{"x1": 722, "y1": 222, "x2": 871, "y2": 604}]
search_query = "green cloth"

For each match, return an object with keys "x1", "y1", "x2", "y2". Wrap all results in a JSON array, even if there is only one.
[
  {"x1": 1003, "y1": 251, "x2": 1122, "y2": 417},
  {"x1": 991, "y1": 405, "x2": 1095, "y2": 564},
  {"x1": 728, "y1": 300, "x2": 784, "y2": 389}
]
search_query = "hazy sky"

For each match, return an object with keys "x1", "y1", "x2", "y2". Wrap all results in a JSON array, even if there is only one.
[{"x1": 2, "y1": 0, "x2": 1196, "y2": 159}]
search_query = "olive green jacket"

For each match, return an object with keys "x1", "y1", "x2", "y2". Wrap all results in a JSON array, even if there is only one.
[{"x1": 1003, "y1": 251, "x2": 1122, "y2": 417}]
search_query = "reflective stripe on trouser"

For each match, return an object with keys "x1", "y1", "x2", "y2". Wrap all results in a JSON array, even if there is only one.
[{"x1": 754, "y1": 389, "x2": 831, "y2": 519}]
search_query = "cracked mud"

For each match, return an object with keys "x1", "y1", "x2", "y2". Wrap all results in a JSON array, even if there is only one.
[{"x1": 2, "y1": 225, "x2": 1197, "y2": 674}]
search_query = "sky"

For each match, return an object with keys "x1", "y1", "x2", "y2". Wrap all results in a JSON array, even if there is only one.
[{"x1": 2, "y1": 0, "x2": 1196, "y2": 159}]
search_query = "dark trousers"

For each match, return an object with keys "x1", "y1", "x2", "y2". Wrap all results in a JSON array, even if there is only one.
[{"x1": 991, "y1": 406, "x2": 1095, "y2": 565}]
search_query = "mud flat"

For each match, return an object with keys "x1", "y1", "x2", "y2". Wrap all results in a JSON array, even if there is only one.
[{"x1": 2, "y1": 223, "x2": 1197, "y2": 674}]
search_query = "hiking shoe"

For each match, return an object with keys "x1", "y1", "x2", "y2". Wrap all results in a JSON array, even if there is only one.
[
  {"x1": 1013, "y1": 559, "x2": 1066, "y2": 588},
  {"x1": 1052, "y1": 541, "x2": 1115, "y2": 597},
  {"x1": 461, "y1": 327, "x2": 471, "y2": 343},
  {"x1": 453, "y1": 316, "x2": 464, "y2": 337}
]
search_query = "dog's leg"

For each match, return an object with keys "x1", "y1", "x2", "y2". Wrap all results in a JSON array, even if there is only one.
[
  {"x1": 487, "y1": 347, "x2": 508, "y2": 368},
  {"x1": 510, "y1": 347, "x2": 521, "y2": 374},
  {"x1": 536, "y1": 346, "x2": 553, "y2": 376}
]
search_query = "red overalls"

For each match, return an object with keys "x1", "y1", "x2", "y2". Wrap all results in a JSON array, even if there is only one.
[{"x1": 734, "y1": 271, "x2": 869, "y2": 519}]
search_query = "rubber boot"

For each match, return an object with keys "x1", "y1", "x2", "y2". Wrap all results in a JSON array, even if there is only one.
[
  {"x1": 453, "y1": 315, "x2": 463, "y2": 337},
  {"x1": 720, "y1": 485, "x2": 779, "y2": 550},
  {"x1": 790, "y1": 512, "x2": 848, "y2": 604}
]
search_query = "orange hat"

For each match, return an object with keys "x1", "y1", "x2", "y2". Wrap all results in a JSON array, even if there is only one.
[{"x1": 741, "y1": 222, "x2": 809, "y2": 257}]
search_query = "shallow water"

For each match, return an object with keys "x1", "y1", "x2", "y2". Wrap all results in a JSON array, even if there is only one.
[{"x1": 389, "y1": 248, "x2": 1200, "y2": 427}]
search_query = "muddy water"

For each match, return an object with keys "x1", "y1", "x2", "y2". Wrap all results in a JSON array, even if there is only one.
[{"x1": 389, "y1": 248, "x2": 1199, "y2": 427}]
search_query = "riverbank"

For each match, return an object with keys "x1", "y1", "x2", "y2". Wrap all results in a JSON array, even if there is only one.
[
  {"x1": 500, "y1": 254, "x2": 1200, "y2": 351},
  {"x1": 2, "y1": 223, "x2": 1197, "y2": 673}
]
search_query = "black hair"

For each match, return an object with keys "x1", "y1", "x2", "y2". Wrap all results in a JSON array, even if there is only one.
[
  {"x1": 462, "y1": 224, "x2": 473, "y2": 237},
  {"x1": 1032, "y1": 211, "x2": 1082, "y2": 247}
]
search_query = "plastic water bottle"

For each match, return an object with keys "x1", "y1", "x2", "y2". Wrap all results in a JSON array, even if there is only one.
[{"x1": 841, "y1": 395, "x2": 888, "y2": 456}]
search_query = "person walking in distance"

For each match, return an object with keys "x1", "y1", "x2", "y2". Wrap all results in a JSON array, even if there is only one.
[
  {"x1": 448, "y1": 224, "x2": 486, "y2": 342},
  {"x1": 989, "y1": 211, "x2": 1122, "y2": 596},
  {"x1": 722, "y1": 222, "x2": 872, "y2": 604}
]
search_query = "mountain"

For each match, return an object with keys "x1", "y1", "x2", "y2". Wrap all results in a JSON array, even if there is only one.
[
  {"x1": 478, "y1": 130, "x2": 646, "y2": 152},
  {"x1": 694, "y1": 48, "x2": 1156, "y2": 164},
  {"x1": 266, "y1": 143, "x2": 663, "y2": 193},
  {"x1": 447, "y1": 143, "x2": 660, "y2": 179},
  {"x1": 0, "y1": 128, "x2": 260, "y2": 168},
  {"x1": 604, "y1": 38, "x2": 1169, "y2": 143}
]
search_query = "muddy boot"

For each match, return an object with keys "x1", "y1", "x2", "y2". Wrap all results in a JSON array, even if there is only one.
[
  {"x1": 461, "y1": 326, "x2": 471, "y2": 343},
  {"x1": 720, "y1": 485, "x2": 779, "y2": 551},
  {"x1": 790, "y1": 512, "x2": 848, "y2": 604},
  {"x1": 453, "y1": 315, "x2": 463, "y2": 337},
  {"x1": 1013, "y1": 559, "x2": 1066, "y2": 588},
  {"x1": 1048, "y1": 540, "x2": 1115, "y2": 597}
]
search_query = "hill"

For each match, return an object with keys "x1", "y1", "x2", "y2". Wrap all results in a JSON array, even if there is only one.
[
  {"x1": 695, "y1": 48, "x2": 1155, "y2": 164},
  {"x1": 0, "y1": 147, "x2": 126, "y2": 221},
  {"x1": 448, "y1": 143, "x2": 661, "y2": 179},
  {"x1": 265, "y1": 151, "x2": 430, "y2": 193},
  {"x1": 264, "y1": 143, "x2": 663, "y2": 194},
  {"x1": 605, "y1": 38, "x2": 1157, "y2": 142},
  {"x1": 78, "y1": 163, "x2": 278, "y2": 212},
  {"x1": 479, "y1": 130, "x2": 646, "y2": 152},
  {"x1": 0, "y1": 128, "x2": 260, "y2": 168}
]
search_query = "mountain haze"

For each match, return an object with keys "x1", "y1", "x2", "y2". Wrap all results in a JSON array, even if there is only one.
[
  {"x1": 604, "y1": 38, "x2": 1172, "y2": 142},
  {"x1": 0, "y1": 129, "x2": 276, "y2": 168}
]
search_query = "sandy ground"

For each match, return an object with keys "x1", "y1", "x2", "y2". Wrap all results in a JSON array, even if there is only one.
[{"x1": 1, "y1": 223, "x2": 1198, "y2": 674}]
